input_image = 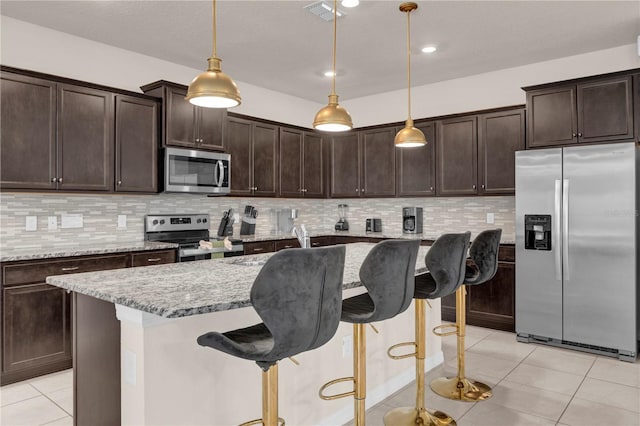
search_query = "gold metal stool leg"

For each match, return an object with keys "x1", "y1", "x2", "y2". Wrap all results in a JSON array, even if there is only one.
[
  {"x1": 240, "y1": 364, "x2": 285, "y2": 426},
  {"x1": 384, "y1": 299, "x2": 457, "y2": 426},
  {"x1": 430, "y1": 286, "x2": 492, "y2": 402}
]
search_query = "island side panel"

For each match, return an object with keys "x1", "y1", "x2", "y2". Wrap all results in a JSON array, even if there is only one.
[{"x1": 73, "y1": 292, "x2": 121, "y2": 426}]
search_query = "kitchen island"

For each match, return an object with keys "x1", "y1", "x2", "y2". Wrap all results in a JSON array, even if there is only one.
[{"x1": 46, "y1": 243, "x2": 443, "y2": 426}]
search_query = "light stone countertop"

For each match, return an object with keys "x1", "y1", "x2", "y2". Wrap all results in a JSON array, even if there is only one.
[
  {"x1": 46, "y1": 243, "x2": 430, "y2": 318},
  {"x1": 0, "y1": 241, "x2": 179, "y2": 263}
]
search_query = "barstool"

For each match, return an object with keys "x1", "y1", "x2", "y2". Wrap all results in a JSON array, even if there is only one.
[
  {"x1": 384, "y1": 232, "x2": 471, "y2": 426},
  {"x1": 430, "y1": 229, "x2": 502, "y2": 402},
  {"x1": 319, "y1": 239, "x2": 421, "y2": 426},
  {"x1": 197, "y1": 245, "x2": 346, "y2": 426}
]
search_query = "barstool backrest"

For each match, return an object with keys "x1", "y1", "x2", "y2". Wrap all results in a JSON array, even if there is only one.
[
  {"x1": 359, "y1": 239, "x2": 421, "y2": 322},
  {"x1": 424, "y1": 232, "x2": 471, "y2": 298},
  {"x1": 250, "y1": 245, "x2": 346, "y2": 360},
  {"x1": 466, "y1": 229, "x2": 502, "y2": 285}
]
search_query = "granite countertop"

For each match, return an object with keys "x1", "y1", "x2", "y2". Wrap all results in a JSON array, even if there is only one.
[
  {"x1": 46, "y1": 243, "x2": 430, "y2": 318},
  {"x1": 0, "y1": 241, "x2": 179, "y2": 263}
]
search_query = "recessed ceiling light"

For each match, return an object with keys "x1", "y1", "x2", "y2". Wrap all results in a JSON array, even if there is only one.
[
  {"x1": 324, "y1": 71, "x2": 336, "y2": 77},
  {"x1": 341, "y1": 0, "x2": 359, "y2": 7},
  {"x1": 421, "y1": 46, "x2": 437, "y2": 54}
]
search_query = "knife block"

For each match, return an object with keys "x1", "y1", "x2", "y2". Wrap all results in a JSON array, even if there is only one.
[{"x1": 240, "y1": 217, "x2": 256, "y2": 235}]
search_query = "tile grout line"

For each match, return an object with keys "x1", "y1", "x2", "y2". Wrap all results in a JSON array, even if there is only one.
[{"x1": 552, "y1": 353, "x2": 598, "y2": 425}]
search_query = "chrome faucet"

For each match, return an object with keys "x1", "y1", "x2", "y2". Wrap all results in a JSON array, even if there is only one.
[{"x1": 293, "y1": 224, "x2": 310, "y2": 249}]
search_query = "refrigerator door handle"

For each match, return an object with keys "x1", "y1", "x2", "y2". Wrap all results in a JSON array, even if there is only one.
[
  {"x1": 562, "y1": 178, "x2": 570, "y2": 281},
  {"x1": 554, "y1": 179, "x2": 562, "y2": 281}
]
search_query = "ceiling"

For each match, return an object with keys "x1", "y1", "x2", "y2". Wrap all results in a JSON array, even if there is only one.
[{"x1": 2, "y1": 1, "x2": 638, "y2": 102}]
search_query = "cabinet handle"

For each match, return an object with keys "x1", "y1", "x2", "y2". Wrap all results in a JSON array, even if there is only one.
[
  {"x1": 356, "y1": 188, "x2": 359, "y2": 192},
  {"x1": 283, "y1": 245, "x2": 293, "y2": 249},
  {"x1": 253, "y1": 248, "x2": 264, "y2": 252},
  {"x1": 472, "y1": 184, "x2": 476, "y2": 189},
  {"x1": 572, "y1": 133, "x2": 577, "y2": 137},
  {"x1": 61, "y1": 266, "x2": 79, "y2": 272},
  {"x1": 51, "y1": 177, "x2": 58, "y2": 183},
  {"x1": 117, "y1": 180, "x2": 122, "y2": 186},
  {"x1": 311, "y1": 242, "x2": 320, "y2": 246},
  {"x1": 430, "y1": 186, "x2": 433, "y2": 191},
  {"x1": 481, "y1": 184, "x2": 485, "y2": 189},
  {"x1": 254, "y1": 186, "x2": 258, "y2": 191},
  {"x1": 147, "y1": 258, "x2": 161, "y2": 262},
  {"x1": 578, "y1": 133, "x2": 582, "y2": 137},
  {"x1": 361, "y1": 188, "x2": 365, "y2": 193},
  {"x1": 58, "y1": 178, "x2": 63, "y2": 183}
]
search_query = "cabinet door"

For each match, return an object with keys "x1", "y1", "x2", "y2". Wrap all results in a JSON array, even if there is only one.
[
  {"x1": 330, "y1": 132, "x2": 360, "y2": 197},
  {"x1": 197, "y1": 107, "x2": 226, "y2": 151},
  {"x1": 57, "y1": 84, "x2": 113, "y2": 191},
  {"x1": 437, "y1": 116, "x2": 477, "y2": 196},
  {"x1": 115, "y1": 95, "x2": 158, "y2": 193},
  {"x1": 577, "y1": 75, "x2": 634, "y2": 144},
  {"x1": 636, "y1": 74, "x2": 640, "y2": 143},
  {"x1": 279, "y1": 127, "x2": 303, "y2": 198},
  {"x1": 165, "y1": 86, "x2": 196, "y2": 148},
  {"x1": 302, "y1": 132, "x2": 325, "y2": 198},
  {"x1": 361, "y1": 127, "x2": 396, "y2": 197},
  {"x1": 244, "y1": 241, "x2": 275, "y2": 255},
  {"x1": 252, "y1": 123, "x2": 278, "y2": 197},
  {"x1": 466, "y1": 262, "x2": 515, "y2": 332},
  {"x1": 397, "y1": 122, "x2": 436, "y2": 196},
  {"x1": 226, "y1": 117, "x2": 253, "y2": 196},
  {"x1": 526, "y1": 86, "x2": 577, "y2": 148},
  {"x1": 0, "y1": 72, "x2": 57, "y2": 190},
  {"x1": 2, "y1": 284, "x2": 71, "y2": 376},
  {"x1": 478, "y1": 109, "x2": 524, "y2": 195}
]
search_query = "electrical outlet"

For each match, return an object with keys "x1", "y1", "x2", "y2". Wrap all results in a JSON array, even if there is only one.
[
  {"x1": 342, "y1": 335, "x2": 353, "y2": 358},
  {"x1": 118, "y1": 215, "x2": 127, "y2": 229},
  {"x1": 486, "y1": 213, "x2": 495, "y2": 224},
  {"x1": 25, "y1": 216, "x2": 37, "y2": 231},
  {"x1": 48, "y1": 216, "x2": 57, "y2": 230}
]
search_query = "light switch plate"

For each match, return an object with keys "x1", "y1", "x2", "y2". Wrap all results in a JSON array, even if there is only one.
[
  {"x1": 486, "y1": 213, "x2": 495, "y2": 224},
  {"x1": 25, "y1": 216, "x2": 37, "y2": 231},
  {"x1": 118, "y1": 215, "x2": 127, "y2": 229},
  {"x1": 48, "y1": 216, "x2": 57, "y2": 230},
  {"x1": 61, "y1": 214, "x2": 83, "y2": 229}
]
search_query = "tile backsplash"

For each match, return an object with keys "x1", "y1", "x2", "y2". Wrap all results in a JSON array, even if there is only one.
[{"x1": 0, "y1": 193, "x2": 514, "y2": 251}]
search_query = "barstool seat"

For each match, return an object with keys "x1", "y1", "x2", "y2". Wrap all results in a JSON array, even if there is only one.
[
  {"x1": 198, "y1": 245, "x2": 346, "y2": 426},
  {"x1": 385, "y1": 232, "x2": 471, "y2": 426},
  {"x1": 320, "y1": 239, "x2": 421, "y2": 426},
  {"x1": 430, "y1": 229, "x2": 502, "y2": 402}
]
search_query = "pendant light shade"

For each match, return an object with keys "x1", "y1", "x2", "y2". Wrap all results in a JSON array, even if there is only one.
[
  {"x1": 313, "y1": 0, "x2": 353, "y2": 132},
  {"x1": 186, "y1": 0, "x2": 241, "y2": 108},
  {"x1": 395, "y1": 2, "x2": 426, "y2": 147}
]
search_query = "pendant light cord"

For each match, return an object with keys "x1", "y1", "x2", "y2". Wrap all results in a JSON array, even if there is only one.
[
  {"x1": 332, "y1": 0, "x2": 338, "y2": 96},
  {"x1": 406, "y1": 8, "x2": 412, "y2": 120},
  {"x1": 212, "y1": 0, "x2": 217, "y2": 58}
]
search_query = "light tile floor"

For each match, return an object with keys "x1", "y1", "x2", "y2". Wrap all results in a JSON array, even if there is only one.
[{"x1": 1, "y1": 325, "x2": 639, "y2": 426}]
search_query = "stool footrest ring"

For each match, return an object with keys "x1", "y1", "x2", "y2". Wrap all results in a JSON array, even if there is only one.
[
  {"x1": 432, "y1": 324, "x2": 458, "y2": 337},
  {"x1": 319, "y1": 377, "x2": 355, "y2": 400},
  {"x1": 239, "y1": 417, "x2": 285, "y2": 426},
  {"x1": 387, "y1": 342, "x2": 417, "y2": 360}
]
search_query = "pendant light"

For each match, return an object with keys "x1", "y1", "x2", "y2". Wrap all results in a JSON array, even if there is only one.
[
  {"x1": 186, "y1": 0, "x2": 241, "y2": 108},
  {"x1": 313, "y1": 0, "x2": 353, "y2": 132},
  {"x1": 395, "y1": 2, "x2": 426, "y2": 147}
]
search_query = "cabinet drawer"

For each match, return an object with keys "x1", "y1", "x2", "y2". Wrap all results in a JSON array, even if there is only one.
[
  {"x1": 2, "y1": 254, "x2": 130, "y2": 287},
  {"x1": 310, "y1": 237, "x2": 335, "y2": 247},
  {"x1": 274, "y1": 239, "x2": 300, "y2": 251},
  {"x1": 243, "y1": 241, "x2": 275, "y2": 255},
  {"x1": 498, "y1": 245, "x2": 515, "y2": 262},
  {"x1": 131, "y1": 250, "x2": 176, "y2": 267}
]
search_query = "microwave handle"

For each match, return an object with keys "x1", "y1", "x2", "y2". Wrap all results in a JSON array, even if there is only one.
[{"x1": 215, "y1": 160, "x2": 224, "y2": 187}]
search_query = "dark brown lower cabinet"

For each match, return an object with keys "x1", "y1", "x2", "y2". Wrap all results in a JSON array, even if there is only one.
[{"x1": 441, "y1": 245, "x2": 515, "y2": 332}]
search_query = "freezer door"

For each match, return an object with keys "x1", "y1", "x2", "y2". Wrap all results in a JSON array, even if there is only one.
[
  {"x1": 515, "y1": 148, "x2": 563, "y2": 339},
  {"x1": 562, "y1": 143, "x2": 637, "y2": 353}
]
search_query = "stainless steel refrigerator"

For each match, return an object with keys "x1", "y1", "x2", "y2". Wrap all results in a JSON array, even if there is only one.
[{"x1": 515, "y1": 142, "x2": 638, "y2": 361}]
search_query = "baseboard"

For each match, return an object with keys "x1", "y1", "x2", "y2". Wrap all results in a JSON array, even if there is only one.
[{"x1": 316, "y1": 350, "x2": 444, "y2": 426}]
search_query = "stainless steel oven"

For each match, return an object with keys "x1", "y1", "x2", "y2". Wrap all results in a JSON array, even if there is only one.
[
  {"x1": 164, "y1": 148, "x2": 230, "y2": 195},
  {"x1": 145, "y1": 214, "x2": 243, "y2": 262}
]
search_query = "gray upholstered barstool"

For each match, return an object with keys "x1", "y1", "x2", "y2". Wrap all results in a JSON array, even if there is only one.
[
  {"x1": 319, "y1": 239, "x2": 421, "y2": 426},
  {"x1": 385, "y1": 232, "x2": 471, "y2": 426},
  {"x1": 197, "y1": 245, "x2": 346, "y2": 426},
  {"x1": 430, "y1": 229, "x2": 502, "y2": 402}
]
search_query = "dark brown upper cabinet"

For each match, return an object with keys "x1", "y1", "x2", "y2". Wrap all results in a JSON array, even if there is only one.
[
  {"x1": 396, "y1": 121, "x2": 436, "y2": 197},
  {"x1": 526, "y1": 74, "x2": 634, "y2": 148},
  {"x1": 279, "y1": 128, "x2": 324, "y2": 198},
  {"x1": 436, "y1": 116, "x2": 478, "y2": 196},
  {"x1": 635, "y1": 73, "x2": 640, "y2": 143},
  {"x1": 115, "y1": 95, "x2": 159, "y2": 193},
  {"x1": 141, "y1": 81, "x2": 226, "y2": 152},
  {"x1": 329, "y1": 128, "x2": 396, "y2": 198},
  {"x1": 478, "y1": 108, "x2": 525, "y2": 195},
  {"x1": 0, "y1": 72, "x2": 57, "y2": 190},
  {"x1": 226, "y1": 116, "x2": 278, "y2": 197}
]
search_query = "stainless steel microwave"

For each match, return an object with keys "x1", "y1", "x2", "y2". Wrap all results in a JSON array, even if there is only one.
[{"x1": 164, "y1": 147, "x2": 230, "y2": 195}]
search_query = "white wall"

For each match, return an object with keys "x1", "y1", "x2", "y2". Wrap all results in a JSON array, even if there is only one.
[
  {"x1": 344, "y1": 44, "x2": 640, "y2": 127},
  {"x1": 0, "y1": 16, "x2": 322, "y2": 128}
]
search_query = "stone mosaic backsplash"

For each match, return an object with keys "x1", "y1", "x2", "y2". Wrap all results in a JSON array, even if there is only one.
[{"x1": 0, "y1": 193, "x2": 514, "y2": 251}]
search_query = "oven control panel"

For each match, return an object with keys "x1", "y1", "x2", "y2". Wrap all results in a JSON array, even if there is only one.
[{"x1": 145, "y1": 214, "x2": 210, "y2": 232}]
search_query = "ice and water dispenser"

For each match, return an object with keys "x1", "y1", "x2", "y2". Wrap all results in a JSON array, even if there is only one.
[{"x1": 524, "y1": 215, "x2": 552, "y2": 250}]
